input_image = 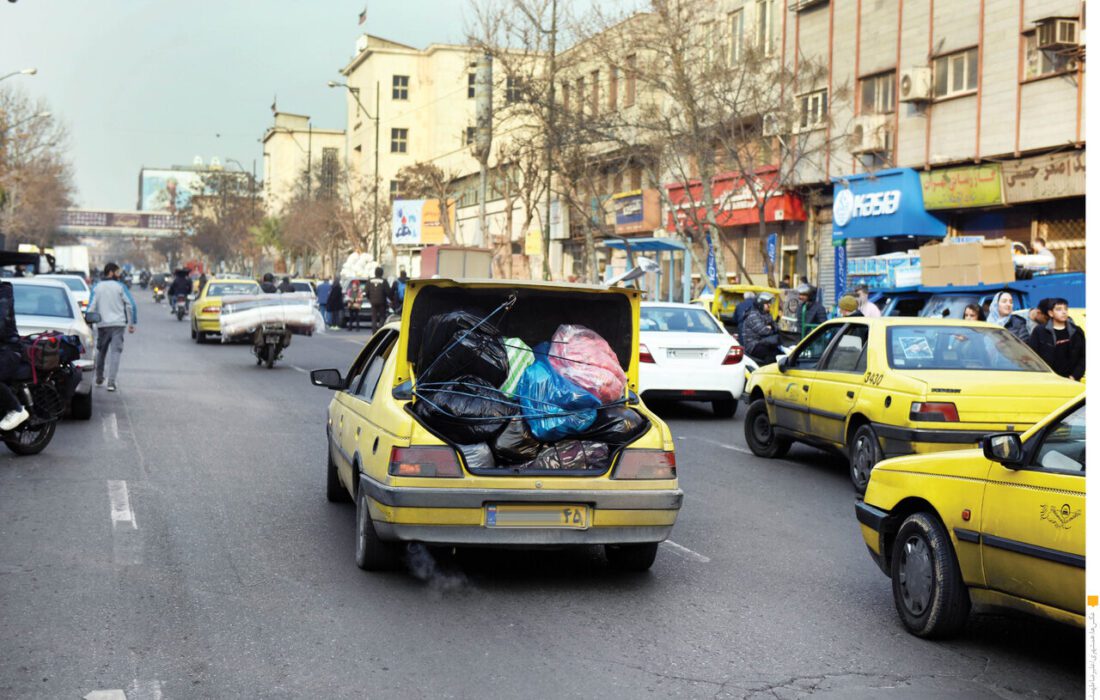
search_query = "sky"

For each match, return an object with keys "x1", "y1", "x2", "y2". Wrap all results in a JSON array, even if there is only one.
[{"x1": 0, "y1": 0, "x2": 514, "y2": 211}]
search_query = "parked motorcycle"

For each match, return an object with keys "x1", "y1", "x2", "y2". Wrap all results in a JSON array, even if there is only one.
[
  {"x1": 174, "y1": 295, "x2": 188, "y2": 321},
  {"x1": 252, "y1": 323, "x2": 291, "y2": 369},
  {"x1": 3, "y1": 333, "x2": 81, "y2": 456}
]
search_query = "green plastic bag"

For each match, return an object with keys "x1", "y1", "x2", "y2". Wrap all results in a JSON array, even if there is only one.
[{"x1": 500, "y1": 337, "x2": 534, "y2": 396}]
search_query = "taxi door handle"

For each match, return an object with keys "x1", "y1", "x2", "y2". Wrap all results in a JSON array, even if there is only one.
[{"x1": 846, "y1": 391, "x2": 855, "y2": 399}]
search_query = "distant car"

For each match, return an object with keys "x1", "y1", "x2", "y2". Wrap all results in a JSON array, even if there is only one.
[
  {"x1": 10, "y1": 277, "x2": 95, "y2": 420},
  {"x1": 37, "y1": 274, "x2": 91, "y2": 311},
  {"x1": 857, "y1": 394, "x2": 1085, "y2": 638},
  {"x1": 638, "y1": 302, "x2": 745, "y2": 417},
  {"x1": 743, "y1": 317, "x2": 1083, "y2": 493},
  {"x1": 290, "y1": 279, "x2": 317, "y2": 296},
  {"x1": 190, "y1": 278, "x2": 262, "y2": 343}
]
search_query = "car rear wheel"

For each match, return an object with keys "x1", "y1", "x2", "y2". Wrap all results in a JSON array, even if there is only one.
[
  {"x1": 355, "y1": 479, "x2": 402, "y2": 571},
  {"x1": 712, "y1": 399, "x2": 737, "y2": 419},
  {"x1": 849, "y1": 424, "x2": 882, "y2": 494},
  {"x1": 196, "y1": 331, "x2": 207, "y2": 344},
  {"x1": 605, "y1": 542, "x2": 659, "y2": 572},
  {"x1": 890, "y1": 512, "x2": 970, "y2": 639},
  {"x1": 326, "y1": 448, "x2": 351, "y2": 503},
  {"x1": 191, "y1": 327, "x2": 197, "y2": 340},
  {"x1": 70, "y1": 391, "x2": 93, "y2": 420},
  {"x1": 744, "y1": 399, "x2": 790, "y2": 458}
]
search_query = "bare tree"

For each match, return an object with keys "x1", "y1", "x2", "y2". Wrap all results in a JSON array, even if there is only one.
[{"x1": 178, "y1": 170, "x2": 262, "y2": 271}]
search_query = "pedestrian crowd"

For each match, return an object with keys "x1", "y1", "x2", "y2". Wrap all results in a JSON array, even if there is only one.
[{"x1": 316, "y1": 268, "x2": 409, "y2": 334}]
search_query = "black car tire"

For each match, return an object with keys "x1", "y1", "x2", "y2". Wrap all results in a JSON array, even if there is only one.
[
  {"x1": 4, "y1": 420, "x2": 57, "y2": 456},
  {"x1": 326, "y1": 448, "x2": 352, "y2": 503},
  {"x1": 890, "y1": 512, "x2": 971, "y2": 639},
  {"x1": 849, "y1": 424, "x2": 883, "y2": 495},
  {"x1": 191, "y1": 327, "x2": 197, "y2": 340},
  {"x1": 712, "y1": 399, "x2": 738, "y2": 419},
  {"x1": 70, "y1": 391, "x2": 93, "y2": 420},
  {"x1": 355, "y1": 480, "x2": 401, "y2": 571},
  {"x1": 605, "y1": 542, "x2": 659, "y2": 572},
  {"x1": 744, "y1": 399, "x2": 791, "y2": 458}
]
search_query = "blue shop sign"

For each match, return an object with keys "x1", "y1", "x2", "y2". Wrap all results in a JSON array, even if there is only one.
[{"x1": 831, "y1": 168, "x2": 947, "y2": 242}]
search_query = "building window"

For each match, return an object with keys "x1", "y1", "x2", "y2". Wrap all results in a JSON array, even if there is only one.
[
  {"x1": 629, "y1": 166, "x2": 642, "y2": 190},
  {"x1": 505, "y1": 75, "x2": 522, "y2": 103},
  {"x1": 860, "y1": 71, "x2": 896, "y2": 114},
  {"x1": 933, "y1": 48, "x2": 978, "y2": 98},
  {"x1": 576, "y1": 77, "x2": 586, "y2": 117},
  {"x1": 1024, "y1": 32, "x2": 1077, "y2": 78},
  {"x1": 392, "y1": 75, "x2": 409, "y2": 100},
  {"x1": 590, "y1": 70, "x2": 600, "y2": 115},
  {"x1": 468, "y1": 73, "x2": 476, "y2": 98},
  {"x1": 562, "y1": 82, "x2": 570, "y2": 112},
  {"x1": 390, "y1": 179, "x2": 404, "y2": 200},
  {"x1": 319, "y1": 147, "x2": 339, "y2": 198},
  {"x1": 608, "y1": 66, "x2": 619, "y2": 111},
  {"x1": 624, "y1": 54, "x2": 637, "y2": 107},
  {"x1": 756, "y1": 0, "x2": 777, "y2": 56},
  {"x1": 702, "y1": 21, "x2": 717, "y2": 65},
  {"x1": 464, "y1": 126, "x2": 476, "y2": 146},
  {"x1": 729, "y1": 10, "x2": 744, "y2": 64},
  {"x1": 798, "y1": 90, "x2": 828, "y2": 130},
  {"x1": 390, "y1": 128, "x2": 408, "y2": 153}
]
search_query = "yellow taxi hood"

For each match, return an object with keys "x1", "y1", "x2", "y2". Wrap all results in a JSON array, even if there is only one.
[{"x1": 395, "y1": 278, "x2": 642, "y2": 392}]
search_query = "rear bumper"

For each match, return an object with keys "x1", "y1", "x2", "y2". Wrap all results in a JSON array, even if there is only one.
[
  {"x1": 194, "y1": 317, "x2": 220, "y2": 332},
  {"x1": 640, "y1": 365, "x2": 745, "y2": 399},
  {"x1": 362, "y1": 475, "x2": 682, "y2": 546},
  {"x1": 872, "y1": 423, "x2": 996, "y2": 459},
  {"x1": 73, "y1": 359, "x2": 93, "y2": 394}
]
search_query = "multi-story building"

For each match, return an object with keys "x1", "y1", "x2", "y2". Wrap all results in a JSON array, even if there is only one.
[{"x1": 261, "y1": 112, "x2": 345, "y2": 215}]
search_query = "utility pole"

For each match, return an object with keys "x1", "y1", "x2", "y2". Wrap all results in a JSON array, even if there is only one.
[
  {"x1": 541, "y1": 0, "x2": 558, "y2": 281},
  {"x1": 373, "y1": 80, "x2": 380, "y2": 263},
  {"x1": 475, "y1": 54, "x2": 494, "y2": 249}
]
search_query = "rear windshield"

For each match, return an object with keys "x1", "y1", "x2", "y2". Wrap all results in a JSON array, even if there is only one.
[
  {"x1": 886, "y1": 325, "x2": 1048, "y2": 372},
  {"x1": 14, "y1": 285, "x2": 73, "y2": 319},
  {"x1": 46, "y1": 277, "x2": 88, "y2": 292},
  {"x1": 641, "y1": 307, "x2": 722, "y2": 333},
  {"x1": 208, "y1": 282, "x2": 260, "y2": 297},
  {"x1": 291, "y1": 282, "x2": 314, "y2": 293}
]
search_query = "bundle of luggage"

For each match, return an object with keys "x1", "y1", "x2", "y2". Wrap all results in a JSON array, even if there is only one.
[
  {"x1": 219, "y1": 293, "x2": 324, "y2": 339},
  {"x1": 411, "y1": 311, "x2": 649, "y2": 472}
]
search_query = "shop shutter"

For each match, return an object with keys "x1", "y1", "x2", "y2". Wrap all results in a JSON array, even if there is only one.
[
  {"x1": 1039, "y1": 200, "x2": 1086, "y2": 272},
  {"x1": 817, "y1": 227, "x2": 835, "y2": 306}
]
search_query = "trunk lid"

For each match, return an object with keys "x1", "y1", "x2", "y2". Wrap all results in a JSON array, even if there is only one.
[{"x1": 909, "y1": 370, "x2": 1082, "y2": 425}]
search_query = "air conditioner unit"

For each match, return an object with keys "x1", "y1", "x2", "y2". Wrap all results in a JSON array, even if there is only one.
[
  {"x1": 849, "y1": 114, "x2": 890, "y2": 154},
  {"x1": 899, "y1": 67, "x2": 932, "y2": 103},
  {"x1": 1036, "y1": 17, "x2": 1079, "y2": 50}
]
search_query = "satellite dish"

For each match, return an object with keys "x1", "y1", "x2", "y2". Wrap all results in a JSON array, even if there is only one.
[{"x1": 356, "y1": 35, "x2": 369, "y2": 53}]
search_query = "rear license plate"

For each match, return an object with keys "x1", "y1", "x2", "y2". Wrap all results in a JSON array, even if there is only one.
[
  {"x1": 667, "y1": 349, "x2": 707, "y2": 359},
  {"x1": 485, "y1": 504, "x2": 589, "y2": 529}
]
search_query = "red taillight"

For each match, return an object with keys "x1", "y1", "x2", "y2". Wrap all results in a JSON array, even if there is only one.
[
  {"x1": 389, "y1": 446, "x2": 463, "y2": 477},
  {"x1": 638, "y1": 343, "x2": 656, "y2": 364},
  {"x1": 201, "y1": 306, "x2": 220, "y2": 314},
  {"x1": 613, "y1": 449, "x2": 676, "y2": 479},
  {"x1": 722, "y1": 345, "x2": 744, "y2": 365},
  {"x1": 910, "y1": 401, "x2": 960, "y2": 422}
]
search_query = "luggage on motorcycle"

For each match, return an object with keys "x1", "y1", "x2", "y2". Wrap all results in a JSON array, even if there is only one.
[
  {"x1": 23, "y1": 332, "x2": 62, "y2": 373},
  {"x1": 416, "y1": 311, "x2": 508, "y2": 388}
]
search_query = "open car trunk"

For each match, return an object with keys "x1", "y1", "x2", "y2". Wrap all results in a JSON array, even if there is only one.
[{"x1": 400, "y1": 280, "x2": 651, "y2": 476}]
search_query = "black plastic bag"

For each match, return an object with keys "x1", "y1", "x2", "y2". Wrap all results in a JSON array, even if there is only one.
[
  {"x1": 578, "y1": 407, "x2": 649, "y2": 446},
  {"x1": 491, "y1": 418, "x2": 542, "y2": 464},
  {"x1": 458, "y1": 443, "x2": 496, "y2": 470},
  {"x1": 412, "y1": 375, "x2": 519, "y2": 444},
  {"x1": 520, "y1": 440, "x2": 610, "y2": 471},
  {"x1": 417, "y1": 311, "x2": 509, "y2": 387}
]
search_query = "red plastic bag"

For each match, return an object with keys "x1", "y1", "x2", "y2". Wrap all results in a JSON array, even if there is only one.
[{"x1": 548, "y1": 324, "x2": 627, "y2": 403}]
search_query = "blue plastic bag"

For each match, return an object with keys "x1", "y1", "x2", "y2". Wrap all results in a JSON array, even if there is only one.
[{"x1": 514, "y1": 347, "x2": 600, "y2": 441}]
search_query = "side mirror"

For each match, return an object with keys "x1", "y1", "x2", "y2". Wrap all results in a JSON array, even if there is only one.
[
  {"x1": 982, "y1": 432, "x2": 1024, "y2": 468},
  {"x1": 84, "y1": 311, "x2": 101, "y2": 325},
  {"x1": 777, "y1": 355, "x2": 789, "y2": 373},
  {"x1": 310, "y1": 368, "x2": 344, "y2": 390}
]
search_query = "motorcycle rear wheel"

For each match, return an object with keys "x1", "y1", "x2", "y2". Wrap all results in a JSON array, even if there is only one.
[{"x1": 5, "y1": 420, "x2": 56, "y2": 456}]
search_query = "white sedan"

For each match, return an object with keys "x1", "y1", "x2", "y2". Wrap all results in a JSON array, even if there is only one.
[
  {"x1": 638, "y1": 302, "x2": 746, "y2": 418},
  {"x1": 36, "y1": 273, "x2": 91, "y2": 311},
  {"x1": 10, "y1": 277, "x2": 95, "y2": 420}
]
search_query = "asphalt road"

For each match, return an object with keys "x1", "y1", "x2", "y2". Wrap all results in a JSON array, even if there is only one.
[{"x1": 0, "y1": 293, "x2": 1084, "y2": 699}]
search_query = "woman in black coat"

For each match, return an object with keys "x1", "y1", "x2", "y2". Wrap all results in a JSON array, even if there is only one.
[{"x1": 325, "y1": 278, "x2": 345, "y2": 328}]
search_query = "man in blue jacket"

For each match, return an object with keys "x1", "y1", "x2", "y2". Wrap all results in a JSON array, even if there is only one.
[
  {"x1": 87, "y1": 262, "x2": 137, "y2": 392},
  {"x1": 316, "y1": 277, "x2": 332, "y2": 327}
]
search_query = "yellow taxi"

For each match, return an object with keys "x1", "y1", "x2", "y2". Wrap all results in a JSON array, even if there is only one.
[
  {"x1": 695, "y1": 284, "x2": 781, "y2": 329},
  {"x1": 856, "y1": 394, "x2": 1085, "y2": 638},
  {"x1": 190, "y1": 278, "x2": 262, "y2": 343},
  {"x1": 743, "y1": 317, "x2": 1082, "y2": 493},
  {"x1": 310, "y1": 279, "x2": 682, "y2": 572}
]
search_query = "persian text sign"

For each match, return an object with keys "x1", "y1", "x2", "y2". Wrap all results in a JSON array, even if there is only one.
[
  {"x1": 1002, "y1": 151, "x2": 1085, "y2": 204},
  {"x1": 919, "y1": 165, "x2": 1003, "y2": 210}
]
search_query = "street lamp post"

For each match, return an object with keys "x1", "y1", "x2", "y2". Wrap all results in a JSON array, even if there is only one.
[
  {"x1": 0, "y1": 68, "x2": 37, "y2": 84},
  {"x1": 329, "y1": 80, "x2": 381, "y2": 263}
]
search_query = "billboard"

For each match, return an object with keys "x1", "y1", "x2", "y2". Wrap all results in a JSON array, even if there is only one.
[
  {"x1": 139, "y1": 169, "x2": 205, "y2": 213},
  {"x1": 392, "y1": 199, "x2": 454, "y2": 246}
]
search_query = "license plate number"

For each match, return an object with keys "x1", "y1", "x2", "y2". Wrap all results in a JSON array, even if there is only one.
[
  {"x1": 667, "y1": 349, "x2": 706, "y2": 359},
  {"x1": 485, "y1": 504, "x2": 589, "y2": 529}
]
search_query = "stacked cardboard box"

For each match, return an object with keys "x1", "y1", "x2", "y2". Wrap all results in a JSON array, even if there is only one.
[{"x1": 919, "y1": 239, "x2": 1014, "y2": 287}]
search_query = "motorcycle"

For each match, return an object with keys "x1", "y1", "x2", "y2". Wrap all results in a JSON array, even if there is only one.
[
  {"x1": 152, "y1": 286, "x2": 165, "y2": 304},
  {"x1": 2, "y1": 334, "x2": 81, "y2": 456},
  {"x1": 173, "y1": 295, "x2": 188, "y2": 321},
  {"x1": 252, "y1": 322, "x2": 291, "y2": 369}
]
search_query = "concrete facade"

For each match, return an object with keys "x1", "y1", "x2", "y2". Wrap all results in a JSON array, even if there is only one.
[{"x1": 261, "y1": 112, "x2": 345, "y2": 215}]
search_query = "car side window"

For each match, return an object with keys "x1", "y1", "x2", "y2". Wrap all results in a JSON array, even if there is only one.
[
  {"x1": 1031, "y1": 404, "x2": 1086, "y2": 474},
  {"x1": 792, "y1": 325, "x2": 842, "y2": 370},
  {"x1": 820, "y1": 325, "x2": 869, "y2": 373},
  {"x1": 354, "y1": 333, "x2": 398, "y2": 401},
  {"x1": 345, "y1": 330, "x2": 395, "y2": 392}
]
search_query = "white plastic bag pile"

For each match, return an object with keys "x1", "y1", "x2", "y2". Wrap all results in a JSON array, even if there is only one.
[
  {"x1": 219, "y1": 293, "x2": 325, "y2": 339},
  {"x1": 340, "y1": 252, "x2": 377, "y2": 281}
]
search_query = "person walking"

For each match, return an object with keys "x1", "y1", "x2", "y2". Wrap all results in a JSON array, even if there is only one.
[
  {"x1": 854, "y1": 284, "x2": 880, "y2": 318},
  {"x1": 1028, "y1": 298, "x2": 1085, "y2": 381},
  {"x1": 277, "y1": 276, "x2": 295, "y2": 293},
  {"x1": 390, "y1": 269, "x2": 408, "y2": 317},
  {"x1": 316, "y1": 277, "x2": 332, "y2": 327},
  {"x1": 837, "y1": 295, "x2": 862, "y2": 317},
  {"x1": 260, "y1": 273, "x2": 278, "y2": 293},
  {"x1": 796, "y1": 284, "x2": 827, "y2": 338},
  {"x1": 366, "y1": 267, "x2": 391, "y2": 333},
  {"x1": 87, "y1": 262, "x2": 137, "y2": 392},
  {"x1": 326, "y1": 276, "x2": 344, "y2": 330}
]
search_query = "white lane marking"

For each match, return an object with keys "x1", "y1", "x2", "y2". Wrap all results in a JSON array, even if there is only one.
[
  {"x1": 662, "y1": 540, "x2": 711, "y2": 563},
  {"x1": 101, "y1": 412, "x2": 120, "y2": 441},
  {"x1": 694, "y1": 435, "x2": 754, "y2": 455},
  {"x1": 84, "y1": 691, "x2": 126, "y2": 700},
  {"x1": 288, "y1": 364, "x2": 309, "y2": 374},
  {"x1": 128, "y1": 679, "x2": 164, "y2": 700},
  {"x1": 107, "y1": 480, "x2": 137, "y2": 529}
]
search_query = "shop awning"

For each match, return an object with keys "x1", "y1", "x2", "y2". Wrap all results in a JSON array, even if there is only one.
[{"x1": 665, "y1": 167, "x2": 807, "y2": 230}]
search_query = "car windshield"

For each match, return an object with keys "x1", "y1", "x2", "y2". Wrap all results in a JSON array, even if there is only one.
[
  {"x1": 14, "y1": 285, "x2": 73, "y2": 319},
  {"x1": 641, "y1": 307, "x2": 723, "y2": 333},
  {"x1": 292, "y1": 282, "x2": 313, "y2": 293},
  {"x1": 207, "y1": 283, "x2": 260, "y2": 297},
  {"x1": 46, "y1": 277, "x2": 88, "y2": 292},
  {"x1": 920, "y1": 294, "x2": 985, "y2": 320},
  {"x1": 886, "y1": 325, "x2": 1048, "y2": 372}
]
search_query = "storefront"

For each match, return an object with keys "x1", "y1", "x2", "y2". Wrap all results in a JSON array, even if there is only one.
[{"x1": 665, "y1": 168, "x2": 806, "y2": 285}]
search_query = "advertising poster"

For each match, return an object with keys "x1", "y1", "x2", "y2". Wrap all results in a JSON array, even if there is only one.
[
  {"x1": 140, "y1": 169, "x2": 203, "y2": 212},
  {"x1": 392, "y1": 199, "x2": 452, "y2": 246}
]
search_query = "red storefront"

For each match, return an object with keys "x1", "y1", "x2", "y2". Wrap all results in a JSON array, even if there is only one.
[{"x1": 666, "y1": 168, "x2": 807, "y2": 282}]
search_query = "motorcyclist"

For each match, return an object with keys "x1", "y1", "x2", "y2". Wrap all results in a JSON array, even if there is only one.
[
  {"x1": 796, "y1": 283, "x2": 827, "y2": 338},
  {"x1": 167, "y1": 269, "x2": 192, "y2": 314},
  {"x1": 0, "y1": 280, "x2": 29, "y2": 430},
  {"x1": 741, "y1": 292, "x2": 782, "y2": 365},
  {"x1": 260, "y1": 273, "x2": 278, "y2": 294}
]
